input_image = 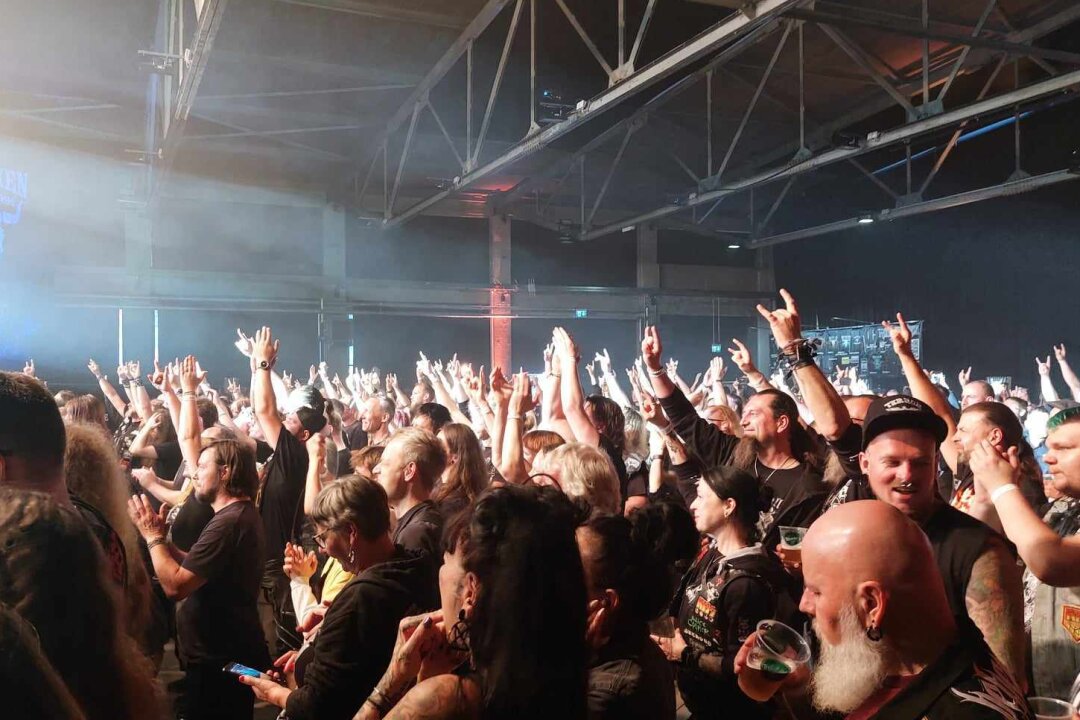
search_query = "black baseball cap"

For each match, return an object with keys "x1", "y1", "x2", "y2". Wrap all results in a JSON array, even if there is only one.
[{"x1": 861, "y1": 395, "x2": 948, "y2": 451}]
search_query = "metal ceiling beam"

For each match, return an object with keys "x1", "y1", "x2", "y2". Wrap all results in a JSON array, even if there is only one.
[
  {"x1": 271, "y1": 0, "x2": 468, "y2": 29},
  {"x1": 783, "y1": 8, "x2": 1080, "y2": 66},
  {"x1": 361, "y1": 0, "x2": 515, "y2": 171},
  {"x1": 581, "y1": 67, "x2": 1080, "y2": 240},
  {"x1": 154, "y1": 0, "x2": 230, "y2": 197},
  {"x1": 199, "y1": 84, "x2": 413, "y2": 101},
  {"x1": 387, "y1": 0, "x2": 811, "y2": 228},
  {"x1": 748, "y1": 168, "x2": 1080, "y2": 248}
]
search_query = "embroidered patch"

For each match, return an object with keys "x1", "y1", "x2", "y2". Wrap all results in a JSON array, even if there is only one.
[
  {"x1": 694, "y1": 596, "x2": 717, "y2": 623},
  {"x1": 1061, "y1": 604, "x2": 1080, "y2": 643}
]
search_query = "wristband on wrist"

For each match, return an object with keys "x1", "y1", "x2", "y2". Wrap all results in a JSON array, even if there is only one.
[
  {"x1": 990, "y1": 483, "x2": 1019, "y2": 504},
  {"x1": 647, "y1": 367, "x2": 666, "y2": 377},
  {"x1": 507, "y1": 414, "x2": 522, "y2": 420},
  {"x1": 365, "y1": 687, "x2": 393, "y2": 717},
  {"x1": 146, "y1": 537, "x2": 166, "y2": 551},
  {"x1": 129, "y1": 378, "x2": 144, "y2": 388}
]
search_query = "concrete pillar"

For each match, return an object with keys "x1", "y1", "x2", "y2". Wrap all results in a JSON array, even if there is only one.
[
  {"x1": 322, "y1": 205, "x2": 347, "y2": 280},
  {"x1": 489, "y1": 213, "x2": 512, "y2": 372},
  {"x1": 635, "y1": 223, "x2": 660, "y2": 288}
]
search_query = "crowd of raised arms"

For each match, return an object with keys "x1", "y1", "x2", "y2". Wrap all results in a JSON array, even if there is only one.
[{"x1": 4, "y1": 288, "x2": 1080, "y2": 720}]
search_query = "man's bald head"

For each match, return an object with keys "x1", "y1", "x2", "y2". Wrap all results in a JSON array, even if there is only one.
[
  {"x1": 801, "y1": 502, "x2": 957, "y2": 714},
  {"x1": 961, "y1": 380, "x2": 994, "y2": 409}
]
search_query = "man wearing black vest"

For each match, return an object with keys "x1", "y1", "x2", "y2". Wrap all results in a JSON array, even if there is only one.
[{"x1": 758, "y1": 290, "x2": 1026, "y2": 689}]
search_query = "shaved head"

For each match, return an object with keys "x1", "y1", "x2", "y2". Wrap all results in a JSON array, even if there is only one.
[{"x1": 800, "y1": 502, "x2": 955, "y2": 713}]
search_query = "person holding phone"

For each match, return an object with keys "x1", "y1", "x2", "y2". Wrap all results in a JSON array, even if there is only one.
[{"x1": 129, "y1": 360, "x2": 269, "y2": 720}]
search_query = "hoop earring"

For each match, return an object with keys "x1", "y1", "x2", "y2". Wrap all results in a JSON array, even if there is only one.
[
  {"x1": 866, "y1": 625, "x2": 883, "y2": 642},
  {"x1": 347, "y1": 548, "x2": 356, "y2": 566}
]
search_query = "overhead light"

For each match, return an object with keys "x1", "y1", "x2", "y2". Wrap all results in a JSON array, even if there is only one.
[
  {"x1": 622, "y1": 225, "x2": 635, "y2": 233},
  {"x1": 858, "y1": 214, "x2": 875, "y2": 225},
  {"x1": 727, "y1": 243, "x2": 740, "y2": 249}
]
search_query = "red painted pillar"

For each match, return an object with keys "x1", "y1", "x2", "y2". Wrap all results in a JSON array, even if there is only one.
[{"x1": 489, "y1": 213, "x2": 512, "y2": 373}]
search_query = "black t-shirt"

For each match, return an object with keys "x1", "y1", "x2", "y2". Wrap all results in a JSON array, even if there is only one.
[
  {"x1": 392, "y1": 500, "x2": 444, "y2": 562},
  {"x1": 152, "y1": 442, "x2": 184, "y2": 484},
  {"x1": 258, "y1": 430, "x2": 309, "y2": 570},
  {"x1": 599, "y1": 435, "x2": 630, "y2": 501},
  {"x1": 178, "y1": 501, "x2": 269, "y2": 667},
  {"x1": 343, "y1": 422, "x2": 368, "y2": 452},
  {"x1": 171, "y1": 495, "x2": 214, "y2": 553}
]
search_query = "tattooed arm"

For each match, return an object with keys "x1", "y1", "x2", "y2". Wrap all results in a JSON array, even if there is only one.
[
  {"x1": 964, "y1": 535, "x2": 1027, "y2": 692},
  {"x1": 355, "y1": 674, "x2": 479, "y2": 720}
]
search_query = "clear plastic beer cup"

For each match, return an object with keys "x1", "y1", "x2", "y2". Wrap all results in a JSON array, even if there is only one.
[{"x1": 738, "y1": 619, "x2": 811, "y2": 702}]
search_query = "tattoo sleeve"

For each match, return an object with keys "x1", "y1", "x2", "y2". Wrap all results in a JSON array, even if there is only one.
[{"x1": 965, "y1": 536, "x2": 1027, "y2": 691}]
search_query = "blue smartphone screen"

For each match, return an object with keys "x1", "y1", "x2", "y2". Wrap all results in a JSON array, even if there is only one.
[{"x1": 223, "y1": 662, "x2": 262, "y2": 678}]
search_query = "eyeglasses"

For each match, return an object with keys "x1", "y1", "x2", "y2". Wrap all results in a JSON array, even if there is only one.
[
  {"x1": 313, "y1": 526, "x2": 338, "y2": 548},
  {"x1": 528, "y1": 472, "x2": 562, "y2": 491}
]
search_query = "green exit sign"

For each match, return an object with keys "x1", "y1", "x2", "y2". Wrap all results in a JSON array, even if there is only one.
[
  {"x1": 711, "y1": 343, "x2": 723, "y2": 353},
  {"x1": 575, "y1": 309, "x2": 588, "y2": 318}
]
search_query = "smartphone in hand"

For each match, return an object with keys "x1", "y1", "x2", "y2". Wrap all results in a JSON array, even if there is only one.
[{"x1": 222, "y1": 662, "x2": 270, "y2": 680}]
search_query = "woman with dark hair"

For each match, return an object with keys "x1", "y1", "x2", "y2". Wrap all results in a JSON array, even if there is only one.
[
  {"x1": 354, "y1": 484, "x2": 589, "y2": 720},
  {"x1": 579, "y1": 503, "x2": 699, "y2": 719},
  {"x1": 238, "y1": 474, "x2": 439, "y2": 720},
  {"x1": 656, "y1": 466, "x2": 799, "y2": 720},
  {"x1": 434, "y1": 423, "x2": 488, "y2": 517},
  {"x1": 0, "y1": 489, "x2": 161, "y2": 720}
]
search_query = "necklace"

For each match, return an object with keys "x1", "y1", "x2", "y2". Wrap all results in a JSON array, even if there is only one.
[{"x1": 755, "y1": 456, "x2": 797, "y2": 487}]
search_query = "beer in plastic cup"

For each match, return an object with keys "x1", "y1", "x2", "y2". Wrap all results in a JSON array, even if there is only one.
[
  {"x1": 738, "y1": 619, "x2": 811, "y2": 702},
  {"x1": 1028, "y1": 697, "x2": 1074, "y2": 720},
  {"x1": 778, "y1": 526, "x2": 807, "y2": 564}
]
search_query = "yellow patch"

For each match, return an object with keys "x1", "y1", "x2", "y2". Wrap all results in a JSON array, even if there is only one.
[{"x1": 1061, "y1": 604, "x2": 1080, "y2": 643}]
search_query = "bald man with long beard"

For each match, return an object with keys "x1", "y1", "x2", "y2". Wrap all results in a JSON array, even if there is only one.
[{"x1": 737, "y1": 501, "x2": 1031, "y2": 719}]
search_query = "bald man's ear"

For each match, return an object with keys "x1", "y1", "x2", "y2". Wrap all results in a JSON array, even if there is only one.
[
  {"x1": 855, "y1": 581, "x2": 887, "y2": 633},
  {"x1": 858, "y1": 452, "x2": 870, "y2": 476}
]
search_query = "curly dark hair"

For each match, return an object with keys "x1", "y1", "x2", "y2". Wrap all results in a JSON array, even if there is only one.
[{"x1": 443, "y1": 485, "x2": 587, "y2": 720}]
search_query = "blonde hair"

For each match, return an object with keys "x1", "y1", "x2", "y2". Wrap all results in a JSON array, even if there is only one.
[
  {"x1": 63, "y1": 423, "x2": 152, "y2": 644},
  {"x1": 706, "y1": 404, "x2": 743, "y2": 438},
  {"x1": 543, "y1": 442, "x2": 621, "y2": 515},
  {"x1": 389, "y1": 427, "x2": 447, "y2": 491}
]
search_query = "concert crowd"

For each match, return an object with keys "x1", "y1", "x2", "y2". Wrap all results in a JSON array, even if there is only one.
[{"x1": 2, "y1": 289, "x2": 1079, "y2": 720}]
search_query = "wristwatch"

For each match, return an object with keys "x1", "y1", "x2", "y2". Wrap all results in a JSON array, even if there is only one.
[{"x1": 257, "y1": 359, "x2": 273, "y2": 371}]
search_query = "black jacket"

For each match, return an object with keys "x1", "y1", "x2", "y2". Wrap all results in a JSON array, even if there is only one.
[
  {"x1": 286, "y1": 548, "x2": 439, "y2": 720},
  {"x1": 587, "y1": 627, "x2": 675, "y2": 720},
  {"x1": 671, "y1": 544, "x2": 801, "y2": 720}
]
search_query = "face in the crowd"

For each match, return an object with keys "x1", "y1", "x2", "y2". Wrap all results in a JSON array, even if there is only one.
[
  {"x1": 193, "y1": 446, "x2": 227, "y2": 504},
  {"x1": 283, "y1": 411, "x2": 307, "y2": 439},
  {"x1": 439, "y1": 541, "x2": 475, "y2": 629},
  {"x1": 690, "y1": 478, "x2": 733, "y2": 536},
  {"x1": 411, "y1": 383, "x2": 433, "y2": 407},
  {"x1": 412, "y1": 413, "x2": 434, "y2": 433},
  {"x1": 860, "y1": 429, "x2": 939, "y2": 521},
  {"x1": 437, "y1": 429, "x2": 456, "y2": 481},
  {"x1": 704, "y1": 405, "x2": 733, "y2": 434},
  {"x1": 314, "y1": 520, "x2": 353, "y2": 569},
  {"x1": 1004, "y1": 398, "x2": 1026, "y2": 422},
  {"x1": 952, "y1": 411, "x2": 1000, "y2": 466},
  {"x1": 740, "y1": 394, "x2": 788, "y2": 444},
  {"x1": 842, "y1": 396, "x2": 874, "y2": 427},
  {"x1": 361, "y1": 397, "x2": 385, "y2": 434},
  {"x1": 960, "y1": 382, "x2": 993, "y2": 410},
  {"x1": 1045, "y1": 423, "x2": 1080, "y2": 498},
  {"x1": 373, "y1": 436, "x2": 411, "y2": 504}
]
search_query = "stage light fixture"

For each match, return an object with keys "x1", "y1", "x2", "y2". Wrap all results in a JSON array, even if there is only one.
[{"x1": 858, "y1": 213, "x2": 875, "y2": 225}]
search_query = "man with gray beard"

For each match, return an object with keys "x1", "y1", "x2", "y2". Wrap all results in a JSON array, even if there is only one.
[{"x1": 736, "y1": 501, "x2": 1031, "y2": 719}]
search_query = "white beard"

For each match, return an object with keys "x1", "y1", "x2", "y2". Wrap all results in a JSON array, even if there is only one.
[{"x1": 811, "y1": 605, "x2": 891, "y2": 714}]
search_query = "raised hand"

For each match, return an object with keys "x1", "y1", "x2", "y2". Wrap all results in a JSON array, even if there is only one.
[
  {"x1": 87, "y1": 358, "x2": 103, "y2": 379},
  {"x1": 281, "y1": 371, "x2": 294, "y2": 390},
  {"x1": 639, "y1": 392, "x2": 666, "y2": 428},
  {"x1": 308, "y1": 365, "x2": 319, "y2": 385},
  {"x1": 551, "y1": 327, "x2": 580, "y2": 366},
  {"x1": 594, "y1": 348, "x2": 612, "y2": 375},
  {"x1": 116, "y1": 363, "x2": 130, "y2": 382},
  {"x1": 226, "y1": 377, "x2": 242, "y2": 397},
  {"x1": 543, "y1": 343, "x2": 554, "y2": 371},
  {"x1": 665, "y1": 358, "x2": 679, "y2": 377},
  {"x1": 509, "y1": 371, "x2": 535, "y2": 416},
  {"x1": 881, "y1": 312, "x2": 914, "y2": 358},
  {"x1": 127, "y1": 494, "x2": 166, "y2": 542},
  {"x1": 234, "y1": 328, "x2": 254, "y2": 358},
  {"x1": 251, "y1": 327, "x2": 279, "y2": 369},
  {"x1": 641, "y1": 326, "x2": 663, "y2": 371},
  {"x1": 417, "y1": 351, "x2": 433, "y2": 378},
  {"x1": 1035, "y1": 356, "x2": 1052, "y2": 377},
  {"x1": 490, "y1": 366, "x2": 513, "y2": 406},
  {"x1": 283, "y1": 541, "x2": 317, "y2": 581},
  {"x1": 756, "y1": 289, "x2": 802, "y2": 350},
  {"x1": 959, "y1": 366, "x2": 972, "y2": 386},
  {"x1": 709, "y1": 356, "x2": 725, "y2": 383},
  {"x1": 1010, "y1": 386, "x2": 1030, "y2": 403},
  {"x1": 727, "y1": 338, "x2": 758, "y2": 376},
  {"x1": 969, "y1": 439, "x2": 1020, "y2": 495},
  {"x1": 1055, "y1": 344, "x2": 1068, "y2": 362},
  {"x1": 180, "y1": 356, "x2": 207, "y2": 394},
  {"x1": 127, "y1": 360, "x2": 141, "y2": 380}
]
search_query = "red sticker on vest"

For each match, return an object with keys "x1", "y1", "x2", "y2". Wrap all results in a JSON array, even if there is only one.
[{"x1": 1061, "y1": 604, "x2": 1080, "y2": 643}]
